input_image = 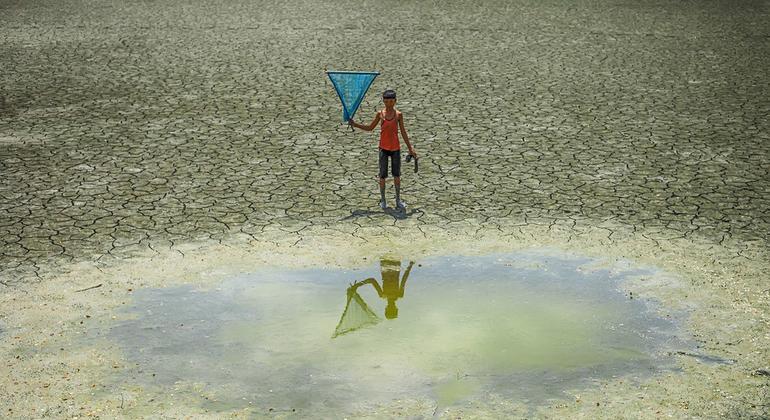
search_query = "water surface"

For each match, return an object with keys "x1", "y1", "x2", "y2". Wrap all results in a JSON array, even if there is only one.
[{"x1": 103, "y1": 251, "x2": 692, "y2": 414}]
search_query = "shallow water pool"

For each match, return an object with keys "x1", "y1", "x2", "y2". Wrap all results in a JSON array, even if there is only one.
[{"x1": 101, "y1": 251, "x2": 693, "y2": 415}]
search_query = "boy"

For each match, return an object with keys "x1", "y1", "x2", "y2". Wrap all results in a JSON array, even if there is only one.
[{"x1": 349, "y1": 89, "x2": 418, "y2": 211}]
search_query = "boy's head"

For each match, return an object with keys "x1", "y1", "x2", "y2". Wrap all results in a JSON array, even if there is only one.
[
  {"x1": 382, "y1": 89, "x2": 396, "y2": 104},
  {"x1": 385, "y1": 299, "x2": 398, "y2": 319}
]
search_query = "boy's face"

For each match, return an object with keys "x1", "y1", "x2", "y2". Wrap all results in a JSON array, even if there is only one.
[{"x1": 383, "y1": 98, "x2": 396, "y2": 107}]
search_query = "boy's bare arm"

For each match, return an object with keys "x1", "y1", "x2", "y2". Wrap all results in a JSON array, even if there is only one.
[
  {"x1": 350, "y1": 112, "x2": 380, "y2": 132},
  {"x1": 400, "y1": 261, "x2": 414, "y2": 289},
  {"x1": 362, "y1": 277, "x2": 384, "y2": 297},
  {"x1": 348, "y1": 277, "x2": 383, "y2": 297},
  {"x1": 398, "y1": 113, "x2": 417, "y2": 157}
]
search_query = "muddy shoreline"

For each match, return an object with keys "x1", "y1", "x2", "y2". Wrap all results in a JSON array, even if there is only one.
[{"x1": 1, "y1": 222, "x2": 767, "y2": 418}]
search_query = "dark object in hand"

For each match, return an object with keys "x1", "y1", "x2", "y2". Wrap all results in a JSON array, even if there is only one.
[{"x1": 405, "y1": 153, "x2": 419, "y2": 173}]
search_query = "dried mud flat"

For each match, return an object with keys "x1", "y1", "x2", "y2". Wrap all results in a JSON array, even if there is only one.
[{"x1": 1, "y1": 0, "x2": 769, "y2": 418}]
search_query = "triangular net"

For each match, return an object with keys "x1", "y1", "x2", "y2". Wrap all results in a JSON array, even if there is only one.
[
  {"x1": 332, "y1": 288, "x2": 381, "y2": 338},
  {"x1": 326, "y1": 71, "x2": 379, "y2": 122}
]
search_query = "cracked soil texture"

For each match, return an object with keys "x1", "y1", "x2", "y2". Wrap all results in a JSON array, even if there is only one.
[
  {"x1": 1, "y1": 0, "x2": 768, "y2": 283},
  {"x1": 0, "y1": 0, "x2": 769, "y2": 418}
]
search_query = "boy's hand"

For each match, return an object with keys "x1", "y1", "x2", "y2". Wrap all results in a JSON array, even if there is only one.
[{"x1": 406, "y1": 150, "x2": 419, "y2": 173}]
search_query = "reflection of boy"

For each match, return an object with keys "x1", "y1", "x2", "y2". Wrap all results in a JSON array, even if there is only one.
[{"x1": 348, "y1": 259, "x2": 414, "y2": 319}]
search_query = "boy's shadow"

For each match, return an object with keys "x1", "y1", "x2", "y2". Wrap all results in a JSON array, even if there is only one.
[{"x1": 341, "y1": 207, "x2": 424, "y2": 221}]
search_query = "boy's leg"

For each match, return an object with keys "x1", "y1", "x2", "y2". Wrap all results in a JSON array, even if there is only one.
[
  {"x1": 394, "y1": 177, "x2": 402, "y2": 209},
  {"x1": 392, "y1": 151, "x2": 404, "y2": 210},
  {"x1": 378, "y1": 149, "x2": 388, "y2": 208},
  {"x1": 379, "y1": 178, "x2": 387, "y2": 208}
]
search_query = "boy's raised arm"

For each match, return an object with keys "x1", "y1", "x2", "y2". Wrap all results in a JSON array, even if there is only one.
[
  {"x1": 348, "y1": 277, "x2": 381, "y2": 297},
  {"x1": 350, "y1": 112, "x2": 380, "y2": 132}
]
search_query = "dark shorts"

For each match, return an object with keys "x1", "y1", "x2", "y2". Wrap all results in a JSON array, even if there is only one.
[{"x1": 378, "y1": 148, "x2": 401, "y2": 179}]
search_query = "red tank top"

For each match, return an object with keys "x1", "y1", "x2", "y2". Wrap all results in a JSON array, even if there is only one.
[{"x1": 379, "y1": 110, "x2": 400, "y2": 151}]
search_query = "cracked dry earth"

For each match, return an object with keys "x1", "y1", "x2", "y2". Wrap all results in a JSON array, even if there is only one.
[
  {"x1": 1, "y1": 0, "x2": 769, "y2": 418},
  {"x1": 1, "y1": 0, "x2": 769, "y2": 281}
]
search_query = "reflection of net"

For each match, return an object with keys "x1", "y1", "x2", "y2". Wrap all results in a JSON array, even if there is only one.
[{"x1": 332, "y1": 288, "x2": 380, "y2": 338}]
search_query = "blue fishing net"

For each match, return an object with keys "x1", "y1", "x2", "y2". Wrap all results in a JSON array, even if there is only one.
[{"x1": 327, "y1": 71, "x2": 379, "y2": 122}]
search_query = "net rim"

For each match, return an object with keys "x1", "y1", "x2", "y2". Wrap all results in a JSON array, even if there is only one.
[{"x1": 325, "y1": 70, "x2": 381, "y2": 75}]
